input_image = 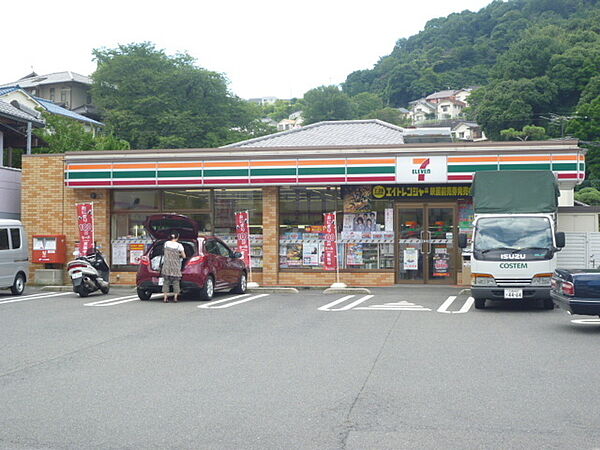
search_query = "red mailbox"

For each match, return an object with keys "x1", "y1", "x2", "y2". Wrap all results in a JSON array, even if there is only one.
[{"x1": 32, "y1": 235, "x2": 67, "y2": 264}]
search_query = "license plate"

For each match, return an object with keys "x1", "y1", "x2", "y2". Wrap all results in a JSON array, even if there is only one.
[
  {"x1": 157, "y1": 277, "x2": 163, "y2": 286},
  {"x1": 71, "y1": 272, "x2": 82, "y2": 279},
  {"x1": 504, "y1": 288, "x2": 523, "y2": 299}
]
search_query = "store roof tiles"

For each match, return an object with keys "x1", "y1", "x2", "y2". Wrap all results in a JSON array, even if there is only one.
[{"x1": 223, "y1": 120, "x2": 406, "y2": 148}]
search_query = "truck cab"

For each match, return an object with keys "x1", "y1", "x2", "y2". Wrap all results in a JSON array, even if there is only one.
[
  {"x1": 466, "y1": 213, "x2": 565, "y2": 309},
  {"x1": 459, "y1": 170, "x2": 566, "y2": 310}
]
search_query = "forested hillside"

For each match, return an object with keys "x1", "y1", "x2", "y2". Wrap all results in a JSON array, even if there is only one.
[{"x1": 342, "y1": 0, "x2": 600, "y2": 143}]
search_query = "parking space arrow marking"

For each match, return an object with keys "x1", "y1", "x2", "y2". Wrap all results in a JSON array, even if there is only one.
[
  {"x1": 355, "y1": 300, "x2": 431, "y2": 311},
  {"x1": 319, "y1": 295, "x2": 374, "y2": 311}
]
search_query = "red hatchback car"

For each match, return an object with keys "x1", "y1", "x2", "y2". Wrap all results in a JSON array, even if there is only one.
[{"x1": 136, "y1": 214, "x2": 248, "y2": 301}]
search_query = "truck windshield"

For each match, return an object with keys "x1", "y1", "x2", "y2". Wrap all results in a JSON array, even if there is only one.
[{"x1": 474, "y1": 217, "x2": 553, "y2": 254}]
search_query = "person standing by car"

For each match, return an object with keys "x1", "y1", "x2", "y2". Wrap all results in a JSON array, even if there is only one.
[{"x1": 161, "y1": 232, "x2": 186, "y2": 303}]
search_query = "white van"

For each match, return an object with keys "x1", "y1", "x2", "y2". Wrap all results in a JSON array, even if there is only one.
[{"x1": 0, "y1": 220, "x2": 28, "y2": 295}]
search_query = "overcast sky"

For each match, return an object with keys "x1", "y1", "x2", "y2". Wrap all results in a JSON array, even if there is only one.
[{"x1": 2, "y1": 0, "x2": 492, "y2": 100}]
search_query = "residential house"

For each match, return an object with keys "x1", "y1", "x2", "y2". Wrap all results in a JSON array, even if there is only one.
[
  {"x1": 0, "y1": 99, "x2": 46, "y2": 218},
  {"x1": 248, "y1": 96, "x2": 279, "y2": 106},
  {"x1": 0, "y1": 87, "x2": 103, "y2": 131},
  {"x1": 452, "y1": 121, "x2": 486, "y2": 141},
  {"x1": 0, "y1": 71, "x2": 100, "y2": 121},
  {"x1": 277, "y1": 111, "x2": 303, "y2": 132},
  {"x1": 418, "y1": 120, "x2": 487, "y2": 142},
  {"x1": 409, "y1": 88, "x2": 475, "y2": 123},
  {"x1": 436, "y1": 98, "x2": 467, "y2": 120},
  {"x1": 409, "y1": 99, "x2": 437, "y2": 123}
]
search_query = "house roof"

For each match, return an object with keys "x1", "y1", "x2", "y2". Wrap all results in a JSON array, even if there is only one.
[
  {"x1": 402, "y1": 127, "x2": 453, "y2": 143},
  {"x1": 34, "y1": 97, "x2": 103, "y2": 126},
  {"x1": 0, "y1": 71, "x2": 92, "y2": 88},
  {"x1": 222, "y1": 120, "x2": 406, "y2": 148},
  {"x1": 0, "y1": 100, "x2": 45, "y2": 126},
  {"x1": 453, "y1": 121, "x2": 480, "y2": 129},
  {"x1": 425, "y1": 89, "x2": 459, "y2": 101},
  {"x1": 0, "y1": 86, "x2": 102, "y2": 126},
  {"x1": 410, "y1": 100, "x2": 437, "y2": 111}
]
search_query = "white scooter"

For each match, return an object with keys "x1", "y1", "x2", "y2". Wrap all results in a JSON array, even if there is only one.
[{"x1": 67, "y1": 247, "x2": 110, "y2": 297}]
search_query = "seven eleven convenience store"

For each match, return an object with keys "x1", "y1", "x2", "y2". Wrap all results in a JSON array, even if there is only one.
[{"x1": 22, "y1": 121, "x2": 584, "y2": 287}]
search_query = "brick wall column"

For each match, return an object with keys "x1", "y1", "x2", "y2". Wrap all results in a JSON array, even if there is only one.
[
  {"x1": 22, "y1": 154, "x2": 111, "y2": 283},
  {"x1": 261, "y1": 186, "x2": 279, "y2": 285}
]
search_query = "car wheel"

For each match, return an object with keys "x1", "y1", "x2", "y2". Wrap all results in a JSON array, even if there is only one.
[
  {"x1": 474, "y1": 298, "x2": 486, "y2": 309},
  {"x1": 199, "y1": 276, "x2": 214, "y2": 301},
  {"x1": 137, "y1": 289, "x2": 152, "y2": 301},
  {"x1": 76, "y1": 286, "x2": 89, "y2": 297},
  {"x1": 10, "y1": 273, "x2": 26, "y2": 295},
  {"x1": 231, "y1": 272, "x2": 247, "y2": 294},
  {"x1": 542, "y1": 298, "x2": 554, "y2": 310}
]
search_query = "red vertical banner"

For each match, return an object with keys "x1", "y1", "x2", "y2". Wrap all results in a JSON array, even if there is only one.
[
  {"x1": 76, "y1": 202, "x2": 94, "y2": 256},
  {"x1": 235, "y1": 211, "x2": 251, "y2": 268},
  {"x1": 323, "y1": 212, "x2": 338, "y2": 271}
]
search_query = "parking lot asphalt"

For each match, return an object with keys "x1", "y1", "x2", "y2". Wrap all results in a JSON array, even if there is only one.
[{"x1": 1, "y1": 286, "x2": 600, "y2": 449}]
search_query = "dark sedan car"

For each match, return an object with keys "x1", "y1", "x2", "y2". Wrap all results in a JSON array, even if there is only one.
[
  {"x1": 136, "y1": 214, "x2": 247, "y2": 301},
  {"x1": 551, "y1": 268, "x2": 600, "y2": 316}
]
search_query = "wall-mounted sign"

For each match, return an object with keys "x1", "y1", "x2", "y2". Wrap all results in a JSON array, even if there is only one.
[
  {"x1": 397, "y1": 156, "x2": 448, "y2": 183},
  {"x1": 372, "y1": 184, "x2": 471, "y2": 199}
]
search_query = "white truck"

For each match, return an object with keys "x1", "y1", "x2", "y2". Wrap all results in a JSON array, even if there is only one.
[{"x1": 459, "y1": 171, "x2": 565, "y2": 310}]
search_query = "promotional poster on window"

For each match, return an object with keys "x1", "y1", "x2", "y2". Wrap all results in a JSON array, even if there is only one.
[{"x1": 76, "y1": 202, "x2": 94, "y2": 256}]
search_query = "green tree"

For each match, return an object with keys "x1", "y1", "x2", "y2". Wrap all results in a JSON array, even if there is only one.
[
  {"x1": 264, "y1": 99, "x2": 304, "y2": 122},
  {"x1": 34, "y1": 112, "x2": 130, "y2": 153},
  {"x1": 351, "y1": 92, "x2": 384, "y2": 118},
  {"x1": 567, "y1": 96, "x2": 600, "y2": 141},
  {"x1": 302, "y1": 86, "x2": 355, "y2": 124},
  {"x1": 575, "y1": 187, "x2": 600, "y2": 205},
  {"x1": 500, "y1": 125, "x2": 547, "y2": 140},
  {"x1": 467, "y1": 77, "x2": 557, "y2": 139},
  {"x1": 364, "y1": 108, "x2": 411, "y2": 126},
  {"x1": 91, "y1": 42, "x2": 267, "y2": 149}
]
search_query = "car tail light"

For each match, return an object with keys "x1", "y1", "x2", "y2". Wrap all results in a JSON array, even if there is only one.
[
  {"x1": 187, "y1": 255, "x2": 206, "y2": 265},
  {"x1": 139, "y1": 256, "x2": 150, "y2": 266},
  {"x1": 561, "y1": 281, "x2": 575, "y2": 296},
  {"x1": 550, "y1": 278, "x2": 558, "y2": 290}
]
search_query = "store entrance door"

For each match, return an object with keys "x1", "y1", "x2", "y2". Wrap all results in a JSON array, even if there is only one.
[{"x1": 395, "y1": 203, "x2": 457, "y2": 284}]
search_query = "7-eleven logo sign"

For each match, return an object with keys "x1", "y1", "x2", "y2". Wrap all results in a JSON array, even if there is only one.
[
  {"x1": 412, "y1": 158, "x2": 431, "y2": 181},
  {"x1": 397, "y1": 156, "x2": 448, "y2": 183}
]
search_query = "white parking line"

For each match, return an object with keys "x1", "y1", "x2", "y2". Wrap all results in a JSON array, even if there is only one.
[
  {"x1": 571, "y1": 318, "x2": 600, "y2": 324},
  {"x1": 318, "y1": 295, "x2": 373, "y2": 311},
  {"x1": 84, "y1": 295, "x2": 140, "y2": 307},
  {"x1": 318, "y1": 295, "x2": 355, "y2": 311},
  {"x1": 0, "y1": 292, "x2": 71, "y2": 305},
  {"x1": 355, "y1": 300, "x2": 431, "y2": 311},
  {"x1": 437, "y1": 295, "x2": 474, "y2": 314},
  {"x1": 198, "y1": 293, "x2": 270, "y2": 309}
]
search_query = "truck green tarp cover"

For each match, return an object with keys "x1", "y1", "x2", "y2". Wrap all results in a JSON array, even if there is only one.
[{"x1": 472, "y1": 170, "x2": 559, "y2": 214}]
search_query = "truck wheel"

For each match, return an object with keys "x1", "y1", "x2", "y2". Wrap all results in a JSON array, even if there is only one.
[
  {"x1": 10, "y1": 273, "x2": 25, "y2": 295},
  {"x1": 542, "y1": 298, "x2": 554, "y2": 310},
  {"x1": 474, "y1": 298, "x2": 486, "y2": 309},
  {"x1": 199, "y1": 276, "x2": 214, "y2": 301}
]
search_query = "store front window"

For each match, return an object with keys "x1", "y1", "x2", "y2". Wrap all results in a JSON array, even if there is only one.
[
  {"x1": 111, "y1": 188, "x2": 262, "y2": 270},
  {"x1": 278, "y1": 186, "x2": 395, "y2": 270}
]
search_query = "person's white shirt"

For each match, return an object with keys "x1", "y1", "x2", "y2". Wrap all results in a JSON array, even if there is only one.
[{"x1": 165, "y1": 240, "x2": 184, "y2": 254}]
